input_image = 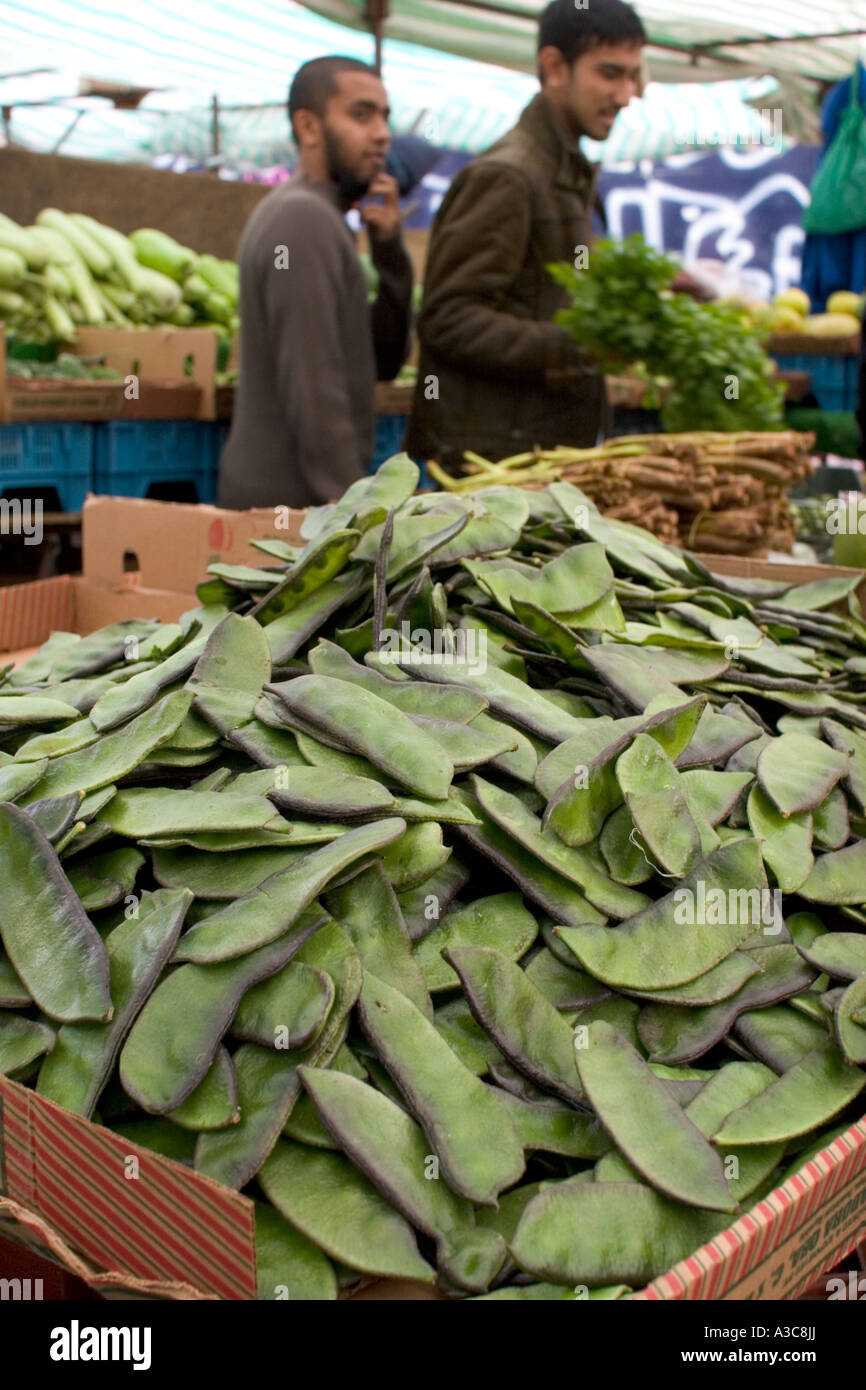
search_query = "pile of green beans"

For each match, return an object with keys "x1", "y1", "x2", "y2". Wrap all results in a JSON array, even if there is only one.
[{"x1": 1, "y1": 452, "x2": 865, "y2": 1300}]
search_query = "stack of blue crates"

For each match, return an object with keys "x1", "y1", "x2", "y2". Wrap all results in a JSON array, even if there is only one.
[
  {"x1": 0, "y1": 423, "x2": 94, "y2": 511},
  {"x1": 0, "y1": 415, "x2": 428, "y2": 511},
  {"x1": 94, "y1": 421, "x2": 218, "y2": 503}
]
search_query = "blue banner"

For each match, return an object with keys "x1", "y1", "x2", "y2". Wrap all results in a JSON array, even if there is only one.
[{"x1": 408, "y1": 145, "x2": 822, "y2": 301}]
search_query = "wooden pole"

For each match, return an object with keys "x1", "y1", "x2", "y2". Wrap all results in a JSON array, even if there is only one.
[{"x1": 365, "y1": 0, "x2": 389, "y2": 73}]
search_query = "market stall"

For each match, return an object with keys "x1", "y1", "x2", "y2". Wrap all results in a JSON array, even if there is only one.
[{"x1": 0, "y1": 466, "x2": 865, "y2": 1312}]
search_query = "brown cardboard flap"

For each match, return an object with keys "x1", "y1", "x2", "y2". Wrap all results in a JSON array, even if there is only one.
[
  {"x1": 0, "y1": 575, "x2": 75, "y2": 655},
  {"x1": 0, "y1": 576, "x2": 196, "y2": 659},
  {"x1": 694, "y1": 552, "x2": 866, "y2": 609},
  {"x1": 0, "y1": 1075, "x2": 257, "y2": 1300},
  {"x1": 74, "y1": 327, "x2": 218, "y2": 420},
  {"x1": 0, "y1": 336, "x2": 126, "y2": 423},
  {"x1": 81, "y1": 495, "x2": 304, "y2": 593},
  {"x1": 636, "y1": 1118, "x2": 866, "y2": 1301},
  {"x1": 72, "y1": 577, "x2": 196, "y2": 633}
]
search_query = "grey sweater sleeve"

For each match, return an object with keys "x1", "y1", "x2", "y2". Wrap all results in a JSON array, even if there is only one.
[{"x1": 254, "y1": 195, "x2": 366, "y2": 499}]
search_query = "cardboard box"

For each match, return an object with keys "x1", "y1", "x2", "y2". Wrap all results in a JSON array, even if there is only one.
[
  {"x1": 0, "y1": 1077, "x2": 255, "y2": 1300},
  {"x1": 0, "y1": 327, "x2": 217, "y2": 424},
  {"x1": 694, "y1": 551, "x2": 866, "y2": 611},
  {"x1": 80, "y1": 495, "x2": 305, "y2": 597},
  {"x1": 0, "y1": 574, "x2": 195, "y2": 660},
  {"x1": 0, "y1": 494, "x2": 306, "y2": 660},
  {"x1": 74, "y1": 327, "x2": 218, "y2": 422},
  {"x1": 0, "y1": 330, "x2": 124, "y2": 424},
  {"x1": 0, "y1": 1072, "x2": 863, "y2": 1301}
]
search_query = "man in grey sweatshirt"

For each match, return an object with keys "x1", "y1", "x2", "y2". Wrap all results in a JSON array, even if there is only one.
[{"x1": 218, "y1": 56, "x2": 414, "y2": 510}]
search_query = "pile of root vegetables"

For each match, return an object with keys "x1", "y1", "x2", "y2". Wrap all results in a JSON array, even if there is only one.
[
  {"x1": 0, "y1": 453, "x2": 864, "y2": 1300},
  {"x1": 428, "y1": 432, "x2": 813, "y2": 557}
]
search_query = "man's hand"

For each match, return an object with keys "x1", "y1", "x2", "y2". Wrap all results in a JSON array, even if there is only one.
[
  {"x1": 358, "y1": 173, "x2": 403, "y2": 245},
  {"x1": 670, "y1": 269, "x2": 714, "y2": 303}
]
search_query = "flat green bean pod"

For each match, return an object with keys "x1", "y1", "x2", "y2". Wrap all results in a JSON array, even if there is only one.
[
  {"x1": 323, "y1": 862, "x2": 431, "y2": 1016},
  {"x1": 445, "y1": 944, "x2": 586, "y2": 1108},
  {"x1": 299, "y1": 1066, "x2": 507, "y2": 1293},
  {"x1": 175, "y1": 817, "x2": 406, "y2": 963},
  {"x1": 800, "y1": 839, "x2": 866, "y2": 904},
  {"x1": 22, "y1": 689, "x2": 193, "y2": 801},
  {"x1": 713, "y1": 1042, "x2": 866, "y2": 1145},
  {"x1": 258, "y1": 1139, "x2": 435, "y2": 1284},
  {"x1": 575, "y1": 1021, "x2": 735, "y2": 1211},
  {"x1": 357, "y1": 970, "x2": 525, "y2": 1205},
  {"x1": 746, "y1": 785, "x2": 813, "y2": 892},
  {"x1": 0, "y1": 804, "x2": 111, "y2": 1023},
  {"x1": 510, "y1": 1180, "x2": 729, "y2": 1287},
  {"x1": 496, "y1": 1089, "x2": 611, "y2": 1159},
  {"x1": 559, "y1": 838, "x2": 770, "y2": 992},
  {"x1": 756, "y1": 733, "x2": 849, "y2": 817},
  {"x1": 834, "y1": 975, "x2": 866, "y2": 1065},
  {"x1": 194, "y1": 1044, "x2": 303, "y2": 1190},
  {"x1": 37, "y1": 888, "x2": 190, "y2": 1117},
  {"x1": 0, "y1": 953, "x2": 31, "y2": 1008},
  {"x1": 119, "y1": 911, "x2": 328, "y2": 1112},
  {"x1": 232, "y1": 960, "x2": 334, "y2": 1051},
  {"x1": 637, "y1": 946, "x2": 817, "y2": 1065},
  {"x1": 0, "y1": 1012, "x2": 55, "y2": 1074},
  {"x1": 472, "y1": 775, "x2": 650, "y2": 920},
  {"x1": 454, "y1": 790, "x2": 606, "y2": 930},
  {"x1": 254, "y1": 1200, "x2": 337, "y2": 1301},
  {"x1": 167, "y1": 1047, "x2": 239, "y2": 1131},
  {"x1": 733, "y1": 1004, "x2": 830, "y2": 1073},
  {"x1": 524, "y1": 947, "x2": 611, "y2": 1011},
  {"x1": 412, "y1": 892, "x2": 537, "y2": 994},
  {"x1": 798, "y1": 932, "x2": 866, "y2": 981},
  {"x1": 268, "y1": 675, "x2": 453, "y2": 801}
]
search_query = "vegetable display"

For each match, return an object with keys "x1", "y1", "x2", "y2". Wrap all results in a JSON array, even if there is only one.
[
  {"x1": 1, "y1": 453, "x2": 865, "y2": 1300},
  {"x1": 428, "y1": 430, "x2": 812, "y2": 555},
  {"x1": 549, "y1": 234, "x2": 786, "y2": 434},
  {"x1": 0, "y1": 209, "x2": 238, "y2": 344},
  {"x1": 5, "y1": 352, "x2": 121, "y2": 382}
]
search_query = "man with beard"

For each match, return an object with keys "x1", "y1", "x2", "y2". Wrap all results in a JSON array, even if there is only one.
[
  {"x1": 219, "y1": 56, "x2": 413, "y2": 509},
  {"x1": 405, "y1": 0, "x2": 645, "y2": 475}
]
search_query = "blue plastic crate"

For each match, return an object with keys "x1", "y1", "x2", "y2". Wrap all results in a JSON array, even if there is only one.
[
  {"x1": 94, "y1": 421, "x2": 218, "y2": 503},
  {"x1": 773, "y1": 353, "x2": 859, "y2": 413},
  {"x1": 0, "y1": 422, "x2": 93, "y2": 512},
  {"x1": 371, "y1": 414, "x2": 409, "y2": 472},
  {"x1": 369, "y1": 414, "x2": 429, "y2": 487}
]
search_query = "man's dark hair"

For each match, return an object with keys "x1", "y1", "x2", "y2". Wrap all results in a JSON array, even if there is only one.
[
  {"x1": 538, "y1": 0, "x2": 646, "y2": 76},
  {"x1": 288, "y1": 55, "x2": 377, "y2": 135}
]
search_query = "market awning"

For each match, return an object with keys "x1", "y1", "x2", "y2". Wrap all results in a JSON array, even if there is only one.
[
  {"x1": 298, "y1": 1, "x2": 866, "y2": 84},
  {"x1": 0, "y1": 0, "x2": 834, "y2": 165}
]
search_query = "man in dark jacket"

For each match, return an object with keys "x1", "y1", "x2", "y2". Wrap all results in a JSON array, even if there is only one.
[
  {"x1": 405, "y1": 0, "x2": 645, "y2": 474},
  {"x1": 219, "y1": 56, "x2": 413, "y2": 510}
]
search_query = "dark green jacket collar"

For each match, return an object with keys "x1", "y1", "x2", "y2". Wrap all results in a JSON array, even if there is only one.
[{"x1": 516, "y1": 91, "x2": 598, "y2": 194}]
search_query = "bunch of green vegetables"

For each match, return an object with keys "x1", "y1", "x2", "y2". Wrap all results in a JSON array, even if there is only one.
[
  {"x1": 549, "y1": 234, "x2": 785, "y2": 434},
  {"x1": 0, "y1": 209, "x2": 239, "y2": 345},
  {"x1": 6, "y1": 353, "x2": 121, "y2": 382},
  {"x1": 1, "y1": 454, "x2": 865, "y2": 1300}
]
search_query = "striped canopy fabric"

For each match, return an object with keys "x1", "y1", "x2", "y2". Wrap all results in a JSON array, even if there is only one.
[
  {"x1": 300, "y1": 1, "x2": 866, "y2": 83},
  {"x1": 0, "y1": 0, "x2": 850, "y2": 165}
]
